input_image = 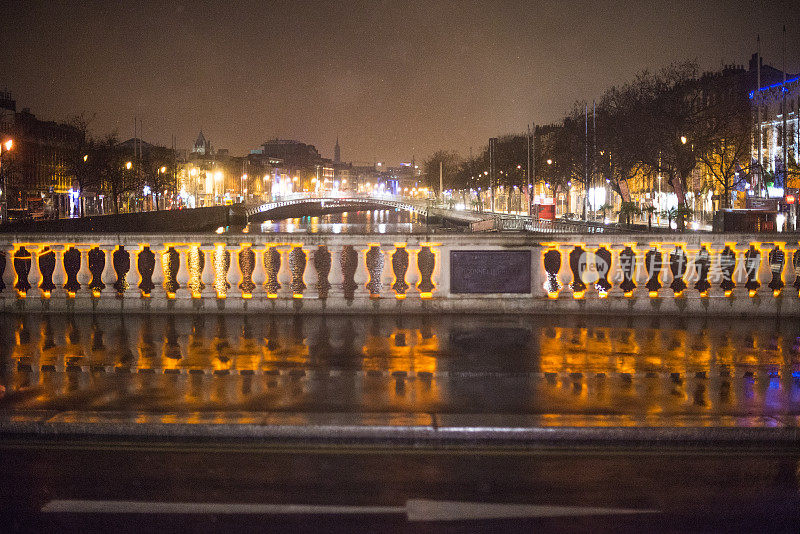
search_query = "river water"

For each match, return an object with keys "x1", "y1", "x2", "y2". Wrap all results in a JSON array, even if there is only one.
[
  {"x1": 244, "y1": 209, "x2": 430, "y2": 234},
  {"x1": 1, "y1": 313, "x2": 798, "y2": 418}
]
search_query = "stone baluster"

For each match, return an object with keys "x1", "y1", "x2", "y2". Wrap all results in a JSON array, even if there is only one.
[
  {"x1": 277, "y1": 245, "x2": 293, "y2": 298},
  {"x1": 328, "y1": 245, "x2": 343, "y2": 298},
  {"x1": 174, "y1": 245, "x2": 191, "y2": 299},
  {"x1": 708, "y1": 245, "x2": 725, "y2": 297},
  {"x1": 301, "y1": 246, "x2": 315, "y2": 297},
  {"x1": 406, "y1": 246, "x2": 421, "y2": 297},
  {"x1": 607, "y1": 244, "x2": 624, "y2": 297},
  {"x1": 50, "y1": 245, "x2": 67, "y2": 299},
  {"x1": 582, "y1": 245, "x2": 599, "y2": 298},
  {"x1": 731, "y1": 242, "x2": 751, "y2": 298},
  {"x1": 1, "y1": 246, "x2": 16, "y2": 297},
  {"x1": 199, "y1": 244, "x2": 217, "y2": 298},
  {"x1": 250, "y1": 244, "x2": 266, "y2": 296},
  {"x1": 124, "y1": 246, "x2": 141, "y2": 298},
  {"x1": 632, "y1": 243, "x2": 649, "y2": 298},
  {"x1": 380, "y1": 246, "x2": 395, "y2": 297},
  {"x1": 682, "y1": 245, "x2": 700, "y2": 298},
  {"x1": 785, "y1": 242, "x2": 799, "y2": 296},
  {"x1": 101, "y1": 245, "x2": 118, "y2": 297},
  {"x1": 354, "y1": 246, "x2": 370, "y2": 298},
  {"x1": 657, "y1": 243, "x2": 674, "y2": 298},
  {"x1": 27, "y1": 245, "x2": 43, "y2": 299},
  {"x1": 225, "y1": 244, "x2": 241, "y2": 299},
  {"x1": 150, "y1": 244, "x2": 165, "y2": 298},
  {"x1": 758, "y1": 242, "x2": 775, "y2": 296},
  {"x1": 557, "y1": 244, "x2": 573, "y2": 298},
  {"x1": 77, "y1": 245, "x2": 93, "y2": 297}
]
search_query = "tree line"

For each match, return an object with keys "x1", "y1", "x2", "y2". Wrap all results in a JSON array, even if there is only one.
[
  {"x1": 424, "y1": 61, "x2": 796, "y2": 228},
  {"x1": 64, "y1": 117, "x2": 177, "y2": 216}
]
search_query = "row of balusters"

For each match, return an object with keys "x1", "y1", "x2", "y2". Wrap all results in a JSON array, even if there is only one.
[
  {"x1": 3, "y1": 241, "x2": 800, "y2": 301},
  {"x1": 544, "y1": 243, "x2": 800, "y2": 296},
  {"x1": 0, "y1": 243, "x2": 438, "y2": 299}
]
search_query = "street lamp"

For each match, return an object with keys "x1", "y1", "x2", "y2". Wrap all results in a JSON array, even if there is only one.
[
  {"x1": 1, "y1": 138, "x2": 13, "y2": 222},
  {"x1": 126, "y1": 161, "x2": 132, "y2": 170}
]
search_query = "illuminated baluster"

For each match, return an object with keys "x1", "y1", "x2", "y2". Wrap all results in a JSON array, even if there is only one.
[
  {"x1": 384, "y1": 245, "x2": 400, "y2": 297},
  {"x1": 657, "y1": 243, "x2": 674, "y2": 298},
  {"x1": 607, "y1": 244, "x2": 624, "y2": 297},
  {"x1": 353, "y1": 246, "x2": 370, "y2": 298},
  {"x1": 582, "y1": 245, "x2": 599, "y2": 298},
  {"x1": 150, "y1": 244, "x2": 166, "y2": 297},
  {"x1": 632, "y1": 243, "x2": 649, "y2": 298},
  {"x1": 682, "y1": 245, "x2": 700, "y2": 298},
  {"x1": 758, "y1": 242, "x2": 774, "y2": 296},
  {"x1": 250, "y1": 244, "x2": 266, "y2": 296},
  {"x1": 406, "y1": 246, "x2": 421, "y2": 297},
  {"x1": 225, "y1": 244, "x2": 241, "y2": 298},
  {"x1": 785, "y1": 243, "x2": 799, "y2": 297},
  {"x1": 76, "y1": 245, "x2": 93, "y2": 297},
  {"x1": 729, "y1": 242, "x2": 749, "y2": 298},
  {"x1": 100, "y1": 245, "x2": 117, "y2": 296},
  {"x1": 708, "y1": 244, "x2": 725, "y2": 297},
  {"x1": 1, "y1": 246, "x2": 15, "y2": 297},
  {"x1": 199, "y1": 244, "x2": 216, "y2": 298},
  {"x1": 557, "y1": 244, "x2": 573, "y2": 297},
  {"x1": 50, "y1": 245, "x2": 67, "y2": 299},
  {"x1": 301, "y1": 246, "x2": 315, "y2": 297},
  {"x1": 277, "y1": 245, "x2": 292, "y2": 298},
  {"x1": 124, "y1": 246, "x2": 141, "y2": 298},
  {"x1": 174, "y1": 245, "x2": 191, "y2": 299},
  {"x1": 328, "y1": 245, "x2": 343, "y2": 298},
  {"x1": 27, "y1": 245, "x2": 43, "y2": 299}
]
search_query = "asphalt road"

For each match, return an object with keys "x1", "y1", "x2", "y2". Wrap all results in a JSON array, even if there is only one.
[{"x1": 1, "y1": 438, "x2": 798, "y2": 533}]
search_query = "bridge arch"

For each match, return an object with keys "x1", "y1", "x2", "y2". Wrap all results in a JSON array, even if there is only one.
[{"x1": 246, "y1": 195, "x2": 429, "y2": 223}]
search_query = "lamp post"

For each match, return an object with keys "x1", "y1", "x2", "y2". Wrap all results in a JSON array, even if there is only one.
[{"x1": 1, "y1": 138, "x2": 13, "y2": 222}]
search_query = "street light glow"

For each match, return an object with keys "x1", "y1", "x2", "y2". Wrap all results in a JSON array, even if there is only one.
[
  {"x1": 125, "y1": 161, "x2": 132, "y2": 170},
  {"x1": 3, "y1": 139, "x2": 12, "y2": 151}
]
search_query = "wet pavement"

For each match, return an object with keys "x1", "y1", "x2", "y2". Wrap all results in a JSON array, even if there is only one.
[{"x1": 1, "y1": 313, "x2": 799, "y2": 424}]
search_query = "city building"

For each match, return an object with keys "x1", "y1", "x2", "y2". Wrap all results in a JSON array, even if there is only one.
[{"x1": 0, "y1": 93, "x2": 84, "y2": 218}]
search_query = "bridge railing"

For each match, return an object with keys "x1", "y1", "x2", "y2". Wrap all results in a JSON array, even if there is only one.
[{"x1": 1, "y1": 233, "x2": 798, "y2": 314}]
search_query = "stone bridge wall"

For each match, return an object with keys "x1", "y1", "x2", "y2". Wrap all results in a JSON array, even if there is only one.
[{"x1": 1, "y1": 233, "x2": 798, "y2": 316}]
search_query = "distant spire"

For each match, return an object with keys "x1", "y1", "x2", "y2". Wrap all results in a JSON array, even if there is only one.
[{"x1": 334, "y1": 136, "x2": 341, "y2": 163}]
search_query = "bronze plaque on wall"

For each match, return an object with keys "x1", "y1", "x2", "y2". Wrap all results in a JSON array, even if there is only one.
[{"x1": 450, "y1": 250, "x2": 531, "y2": 294}]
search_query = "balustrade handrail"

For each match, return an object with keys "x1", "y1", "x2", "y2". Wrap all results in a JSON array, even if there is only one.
[{"x1": 1, "y1": 232, "x2": 798, "y2": 316}]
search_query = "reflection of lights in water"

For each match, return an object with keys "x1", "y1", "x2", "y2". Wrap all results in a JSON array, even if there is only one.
[{"x1": 3, "y1": 314, "x2": 799, "y2": 417}]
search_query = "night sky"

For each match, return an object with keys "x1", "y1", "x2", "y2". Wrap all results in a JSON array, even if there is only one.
[{"x1": 1, "y1": 1, "x2": 799, "y2": 165}]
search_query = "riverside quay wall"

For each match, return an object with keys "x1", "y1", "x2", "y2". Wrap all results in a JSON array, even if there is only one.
[{"x1": 1, "y1": 232, "x2": 799, "y2": 316}]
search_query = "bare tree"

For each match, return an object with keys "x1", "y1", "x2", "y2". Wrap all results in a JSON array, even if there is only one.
[{"x1": 64, "y1": 115, "x2": 97, "y2": 217}]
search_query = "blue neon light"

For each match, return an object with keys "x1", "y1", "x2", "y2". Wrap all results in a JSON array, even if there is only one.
[{"x1": 749, "y1": 75, "x2": 800, "y2": 99}]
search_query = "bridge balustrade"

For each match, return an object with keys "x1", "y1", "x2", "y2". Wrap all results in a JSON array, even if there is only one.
[{"x1": 1, "y1": 234, "x2": 798, "y2": 314}]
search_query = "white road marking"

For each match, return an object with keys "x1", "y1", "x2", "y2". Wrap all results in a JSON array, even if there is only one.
[{"x1": 42, "y1": 499, "x2": 659, "y2": 521}]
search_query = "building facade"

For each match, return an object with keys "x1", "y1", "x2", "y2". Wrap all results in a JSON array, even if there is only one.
[{"x1": 0, "y1": 94, "x2": 84, "y2": 218}]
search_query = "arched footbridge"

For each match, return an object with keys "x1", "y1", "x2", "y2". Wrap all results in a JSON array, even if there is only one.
[{"x1": 246, "y1": 192, "x2": 483, "y2": 225}]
